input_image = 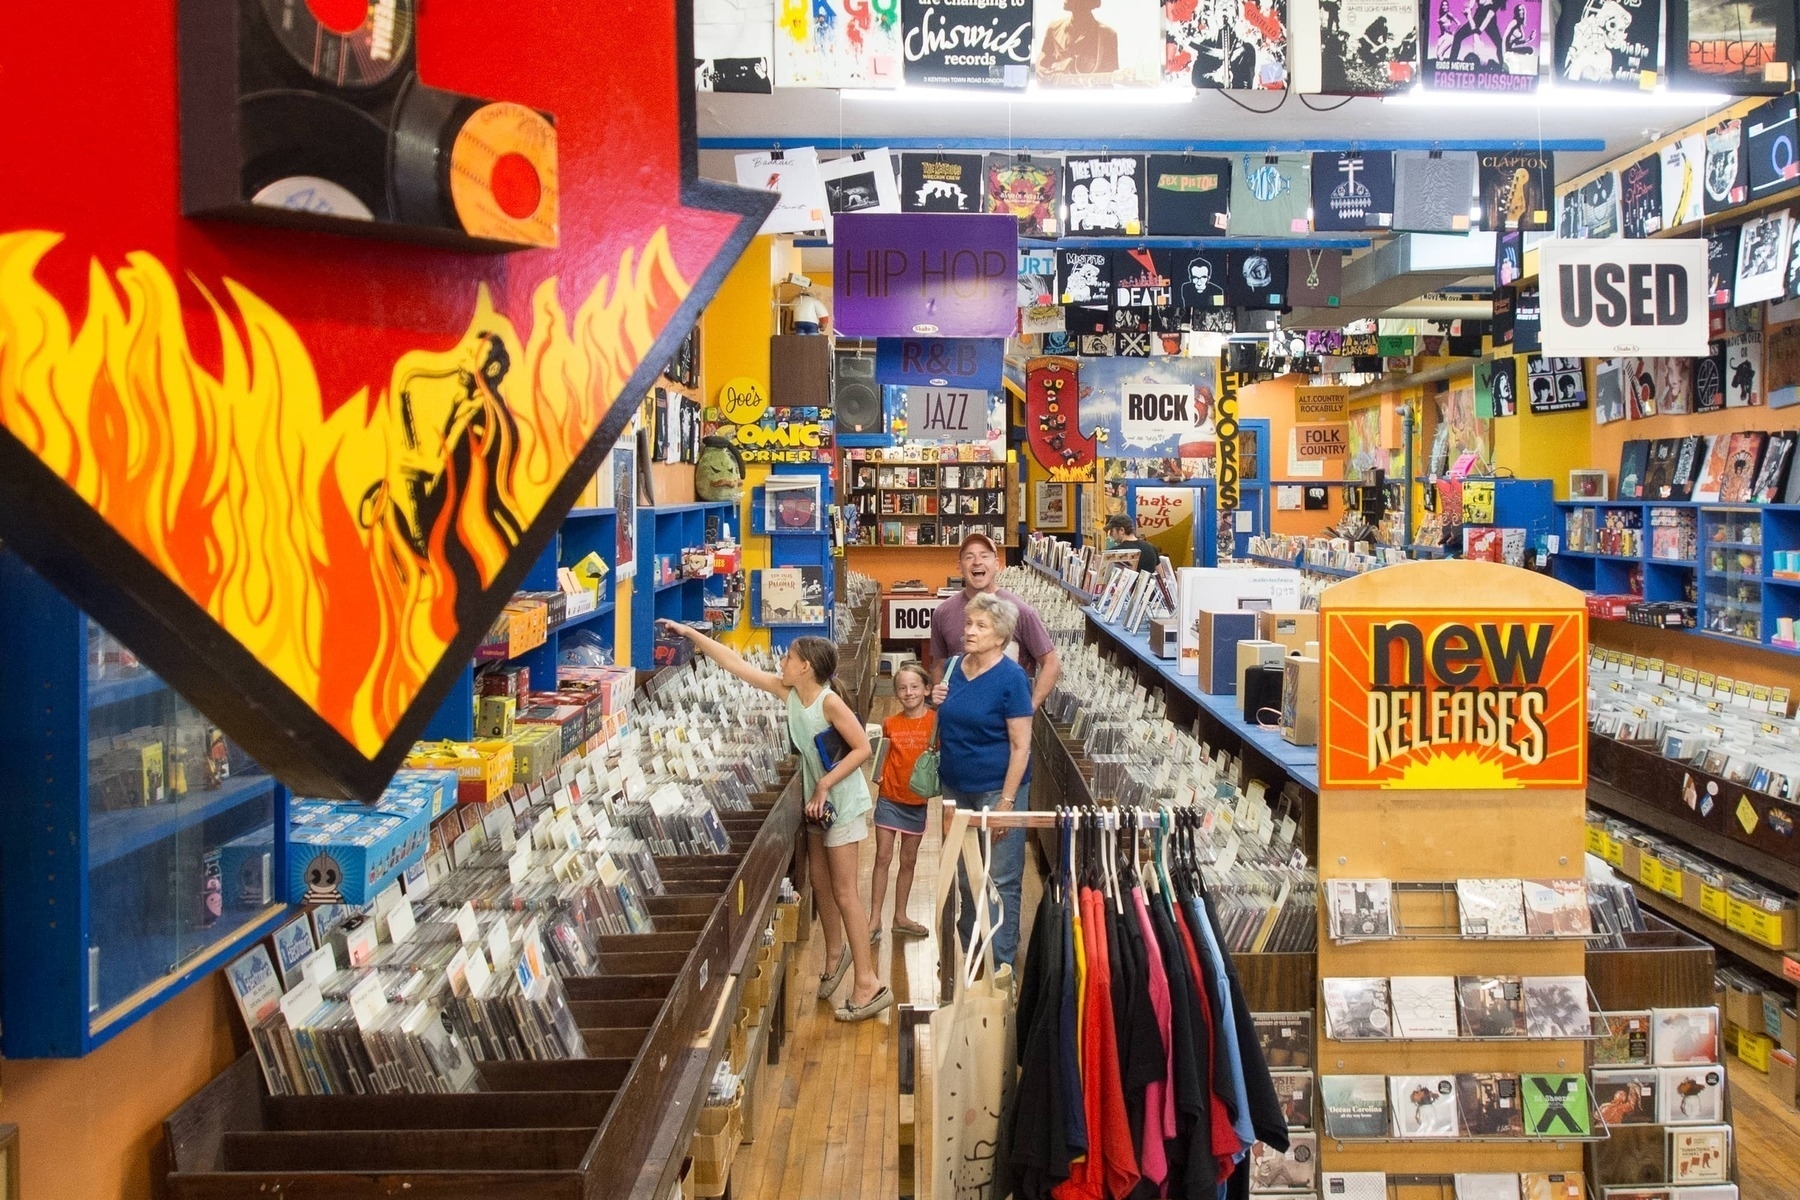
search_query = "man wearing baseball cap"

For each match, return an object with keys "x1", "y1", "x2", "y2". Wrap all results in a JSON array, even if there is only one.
[{"x1": 927, "y1": 532, "x2": 1062, "y2": 710}]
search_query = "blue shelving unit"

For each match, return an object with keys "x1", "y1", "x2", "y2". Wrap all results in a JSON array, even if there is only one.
[
  {"x1": 0, "y1": 555, "x2": 291, "y2": 1056},
  {"x1": 750, "y1": 465, "x2": 835, "y2": 653},
  {"x1": 631, "y1": 500, "x2": 736, "y2": 665}
]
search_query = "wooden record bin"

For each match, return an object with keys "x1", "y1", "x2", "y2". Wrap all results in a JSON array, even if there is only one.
[
  {"x1": 1316, "y1": 562, "x2": 1594, "y2": 1178},
  {"x1": 163, "y1": 772, "x2": 801, "y2": 1200}
]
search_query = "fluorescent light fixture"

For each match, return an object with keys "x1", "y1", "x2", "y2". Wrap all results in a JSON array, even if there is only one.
[
  {"x1": 841, "y1": 84, "x2": 1197, "y2": 106},
  {"x1": 1383, "y1": 84, "x2": 1731, "y2": 109}
]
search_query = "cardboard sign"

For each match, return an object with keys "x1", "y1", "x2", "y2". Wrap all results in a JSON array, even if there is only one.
[
  {"x1": 904, "y1": 387, "x2": 988, "y2": 441},
  {"x1": 1134, "y1": 488, "x2": 1195, "y2": 566},
  {"x1": 876, "y1": 337, "x2": 1004, "y2": 390},
  {"x1": 1321, "y1": 607, "x2": 1587, "y2": 789},
  {"x1": 1295, "y1": 386, "x2": 1349, "y2": 422},
  {"x1": 1539, "y1": 237, "x2": 1709, "y2": 358},
  {"x1": 1294, "y1": 423, "x2": 1349, "y2": 460},
  {"x1": 885, "y1": 596, "x2": 945, "y2": 640},
  {"x1": 832, "y1": 213, "x2": 1018, "y2": 337}
]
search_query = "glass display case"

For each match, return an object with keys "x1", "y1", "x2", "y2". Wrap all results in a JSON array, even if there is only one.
[
  {"x1": 1701, "y1": 507, "x2": 1762, "y2": 643},
  {"x1": 0, "y1": 555, "x2": 290, "y2": 1056}
]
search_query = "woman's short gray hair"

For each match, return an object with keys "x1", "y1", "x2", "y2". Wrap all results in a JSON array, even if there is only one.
[{"x1": 966, "y1": 591, "x2": 1019, "y2": 644}]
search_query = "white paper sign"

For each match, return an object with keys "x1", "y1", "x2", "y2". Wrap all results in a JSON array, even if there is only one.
[
  {"x1": 1120, "y1": 385, "x2": 1197, "y2": 451},
  {"x1": 1538, "y1": 237, "x2": 1708, "y2": 358},
  {"x1": 904, "y1": 386, "x2": 987, "y2": 440},
  {"x1": 886, "y1": 596, "x2": 945, "y2": 640}
]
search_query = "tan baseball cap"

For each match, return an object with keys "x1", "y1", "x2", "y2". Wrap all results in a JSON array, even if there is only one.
[{"x1": 958, "y1": 532, "x2": 999, "y2": 555}]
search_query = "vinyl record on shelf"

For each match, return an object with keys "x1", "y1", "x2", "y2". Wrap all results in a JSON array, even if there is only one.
[
  {"x1": 390, "y1": 80, "x2": 473, "y2": 228},
  {"x1": 239, "y1": 89, "x2": 392, "y2": 220},
  {"x1": 448, "y1": 102, "x2": 559, "y2": 246},
  {"x1": 255, "y1": 0, "x2": 416, "y2": 90}
]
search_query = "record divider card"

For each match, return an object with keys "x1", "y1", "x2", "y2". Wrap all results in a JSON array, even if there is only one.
[{"x1": 1316, "y1": 561, "x2": 1591, "y2": 1179}]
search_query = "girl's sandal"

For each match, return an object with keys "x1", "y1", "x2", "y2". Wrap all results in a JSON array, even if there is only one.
[
  {"x1": 816, "y1": 945, "x2": 852, "y2": 999},
  {"x1": 835, "y1": 986, "x2": 894, "y2": 1022}
]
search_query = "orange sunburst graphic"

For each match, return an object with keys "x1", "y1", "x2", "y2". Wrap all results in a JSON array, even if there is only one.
[{"x1": 1319, "y1": 607, "x2": 1587, "y2": 790}]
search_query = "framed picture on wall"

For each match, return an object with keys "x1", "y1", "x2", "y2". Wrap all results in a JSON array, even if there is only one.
[
  {"x1": 1569, "y1": 469, "x2": 1610, "y2": 500},
  {"x1": 1033, "y1": 482, "x2": 1072, "y2": 531}
]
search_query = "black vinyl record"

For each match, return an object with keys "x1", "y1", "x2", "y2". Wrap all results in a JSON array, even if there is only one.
[
  {"x1": 252, "y1": 0, "x2": 416, "y2": 91},
  {"x1": 388, "y1": 80, "x2": 477, "y2": 227},
  {"x1": 833, "y1": 353, "x2": 882, "y2": 433},
  {"x1": 238, "y1": 89, "x2": 392, "y2": 220}
]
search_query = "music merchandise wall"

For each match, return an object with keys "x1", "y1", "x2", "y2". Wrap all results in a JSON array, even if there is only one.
[{"x1": 180, "y1": 0, "x2": 560, "y2": 249}]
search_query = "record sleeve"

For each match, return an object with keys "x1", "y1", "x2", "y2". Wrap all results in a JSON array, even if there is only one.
[
  {"x1": 1658, "y1": 361, "x2": 1697, "y2": 419},
  {"x1": 1425, "y1": 0, "x2": 1541, "y2": 92},
  {"x1": 1457, "y1": 974, "x2": 1528, "y2": 1036},
  {"x1": 1745, "y1": 95, "x2": 1800, "y2": 198},
  {"x1": 1694, "y1": 352, "x2": 1727, "y2": 416},
  {"x1": 1323, "y1": 976, "x2": 1393, "y2": 1039},
  {"x1": 1556, "y1": 0, "x2": 1659, "y2": 85},
  {"x1": 695, "y1": 0, "x2": 776, "y2": 91},
  {"x1": 1165, "y1": 0, "x2": 1291, "y2": 88},
  {"x1": 1254, "y1": 1011, "x2": 1316, "y2": 1067},
  {"x1": 1522, "y1": 1073, "x2": 1591, "y2": 1137},
  {"x1": 1706, "y1": 225, "x2": 1741, "y2": 308},
  {"x1": 1271, "y1": 1068, "x2": 1317, "y2": 1128},
  {"x1": 1592, "y1": 1067, "x2": 1659, "y2": 1124},
  {"x1": 1717, "y1": 432, "x2": 1766, "y2": 496},
  {"x1": 1478, "y1": 151, "x2": 1553, "y2": 230},
  {"x1": 1618, "y1": 438, "x2": 1650, "y2": 497},
  {"x1": 1724, "y1": 337, "x2": 1763, "y2": 409},
  {"x1": 1457, "y1": 1071, "x2": 1526, "y2": 1135},
  {"x1": 1390, "y1": 1074, "x2": 1459, "y2": 1137},
  {"x1": 899, "y1": 153, "x2": 984, "y2": 213},
  {"x1": 1624, "y1": 357, "x2": 1659, "y2": 420},
  {"x1": 1322, "y1": 1173, "x2": 1391, "y2": 1200},
  {"x1": 1316, "y1": 0, "x2": 1420, "y2": 93},
  {"x1": 902, "y1": 0, "x2": 1033, "y2": 86},
  {"x1": 1755, "y1": 430, "x2": 1796, "y2": 500},
  {"x1": 1668, "y1": 0, "x2": 1793, "y2": 94},
  {"x1": 1656, "y1": 1064, "x2": 1725, "y2": 1123},
  {"x1": 1034, "y1": 0, "x2": 1163, "y2": 84},
  {"x1": 1327, "y1": 878, "x2": 1394, "y2": 939},
  {"x1": 1522, "y1": 1172, "x2": 1587, "y2": 1200},
  {"x1": 1489, "y1": 356, "x2": 1519, "y2": 415},
  {"x1": 1320, "y1": 1074, "x2": 1390, "y2": 1138},
  {"x1": 1640, "y1": 438, "x2": 1679, "y2": 498},
  {"x1": 1392, "y1": 151, "x2": 1478, "y2": 232},
  {"x1": 1455, "y1": 1175, "x2": 1523, "y2": 1200},
  {"x1": 1668, "y1": 1125, "x2": 1732, "y2": 1183},
  {"x1": 1228, "y1": 153, "x2": 1312, "y2": 237},
  {"x1": 1064, "y1": 155, "x2": 1146, "y2": 235},
  {"x1": 1312, "y1": 151, "x2": 1397, "y2": 231},
  {"x1": 1249, "y1": 1132, "x2": 1318, "y2": 1192},
  {"x1": 1559, "y1": 172, "x2": 1620, "y2": 238},
  {"x1": 1457, "y1": 877, "x2": 1528, "y2": 936},
  {"x1": 1734, "y1": 209, "x2": 1791, "y2": 305},
  {"x1": 1389, "y1": 976, "x2": 1459, "y2": 1038},
  {"x1": 1704, "y1": 119, "x2": 1748, "y2": 214},
  {"x1": 1522, "y1": 878, "x2": 1593, "y2": 935},
  {"x1": 735, "y1": 148, "x2": 830, "y2": 236},
  {"x1": 1619, "y1": 153, "x2": 1663, "y2": 236},
  {"x1": 820, "y1": 150, "x2": 901, "y2": 217},
  {"x1": 1523, "y1": 975, "x2": 1591, "y2": 1038},
  {"x1": 1660, "y1": 134, "x2": 1707, "y2": 229}
]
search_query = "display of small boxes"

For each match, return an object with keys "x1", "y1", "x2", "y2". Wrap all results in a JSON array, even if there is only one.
[
  {"x1": 559, "y1": 665, "x2": 634, "y2": 715},
  {"x1": 1257, "y1": 611, "x2": 1317, "y2": 655},
  {"x1": 404, "y1": 741, "x2": 513, "y2": 805},
  {"x1": 516, "y1": 697, "x2": 587, "y2": 757},
  {"x1": 478, "y1": 694, "x2": 517, "y2": 739},
  {"x1": 284, "y1": 770, "x2": 454, "y2": 905},
  {"x1": 507, "y1": 724, "x2": 563, "y2": 783},
  {"x1": 476, "y1": 664, "x2": 530, "y2": 699}
]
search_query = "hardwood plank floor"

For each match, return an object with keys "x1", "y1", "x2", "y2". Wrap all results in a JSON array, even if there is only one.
[{"x1": 1729, "y1": 1057, "x2": 1800, "y2": 1200}]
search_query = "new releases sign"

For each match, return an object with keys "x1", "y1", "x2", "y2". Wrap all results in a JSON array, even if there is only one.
[
  {"x1": 1539, "y1": 237, "x2": 1709, "y2": 357},
  {"x1": 876, "y1": 337, "x2": 1005, "y2": 390},
  {"x1": 905, "y1": 386, "x2": 989, "y2": 440},
  {"x1": 1320, "y1": 605, "x2": 1587, "y2": 789},
  {"x1": 833, "y1": 213, "x2": 1018, "y2": 337}
]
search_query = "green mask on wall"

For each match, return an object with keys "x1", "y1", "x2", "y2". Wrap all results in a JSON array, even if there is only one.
[{"x1": 695, "y1": 435, "x2": 745, "y2": 502}]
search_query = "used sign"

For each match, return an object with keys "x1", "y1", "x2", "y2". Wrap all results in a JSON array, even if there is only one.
[{"x1": 1538, "y1": 237, "x2": 1708, "y2": 358}]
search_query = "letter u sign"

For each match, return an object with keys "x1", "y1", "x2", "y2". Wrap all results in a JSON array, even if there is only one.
[{"x1": 1539, "y1": 238, "x2": 1708, "y2": 359}]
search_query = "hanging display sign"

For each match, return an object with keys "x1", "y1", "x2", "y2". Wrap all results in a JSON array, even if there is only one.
[
  {"x1": 876, "y1": 337, "x2": 1004, "y2": 390},
  {"x1": 901, "y1": 0, "x2": 1033, "y2": 88},
  {"x1": 832, "y1": 213, "x2": 1018, "y2": 337},
  {"x1": 1538, "y1": 237, "x2": 1709, "y2": 358},
  {"x1": 1295, "y1": 386, "x2": 1349, "y2": 422},
  {"x1": 885, "y1": 595, "x2": 947, "y2": 639},
  {"x1": 0, "y1": 0, "x2": 772, "y2": 799},
  {"x1": 1294, "y1": 424, "x2": 1350, "y2": 460},
  {"x1": 1080, "y1": 356, "x2": 1217, "y2": 458},
  {"x1": 904, "y1": 386, "x2": 989, "y2": 440},
  {"x1": 1024, "y1": 357, "x2": 1097, "y2": 479},
  {"x1": 1320, "y1": 605, "x2": 1587, "y2": 789}
]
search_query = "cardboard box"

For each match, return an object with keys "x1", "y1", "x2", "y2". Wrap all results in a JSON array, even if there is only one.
[
  {"x1": 1148, "y1": 617, "x2": 1180, "y2": 659},
  {"x1": 1235, "y1": 640, "x2": 1287, "y2": 709},
  {"x1": 287, "y1": 796, "x2": 432, "y2": 906},
  {"x1": 690, "y1": 1090, "x2": 743, "y2": 1198},
  {"x1": 1739, "y1": 1030, "x2": 1775, "y2": 1072},
  {"x1": 1764, "y1": 990, "x2": 1787, "y2": 1040},
  {"x1": 1282, "y1": 656, "x2": 1320, "y2": 746},
  {"x1": 1258, "y1": 610, "x2": 1318, "y2": 655},
  {"x1": 1726, "y1": 980, "x2": 1763, "y2": 1034},
  {"x1": 1191, "y1": 609, "x2": 1260, "y2": 695},
  {"x1": 1782, "y1": 1006, "x2": 1799, "y2": 1052},
  {"x1": 1726, "y1": 893, "x2": 1799, "y2": 950},
  {"x1": 1770, "y1": 1047, "x2": 1798, "y2": 1106},
  {"x1": 477, "y1": 695, "x2": 516, "y2": 739}
]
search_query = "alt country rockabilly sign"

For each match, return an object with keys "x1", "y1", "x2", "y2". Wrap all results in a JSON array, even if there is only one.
[{"x1": 1538, "y1": 237, "x2": 1709, "y2": 358}]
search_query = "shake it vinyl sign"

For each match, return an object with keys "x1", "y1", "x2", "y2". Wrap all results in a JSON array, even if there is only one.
[
  {"x1": 0, "y1": 0, "x2": 773, "y2": 798},
  {"x1": 1321, "y1": 605, "x2": 1587, "y2": 789}
]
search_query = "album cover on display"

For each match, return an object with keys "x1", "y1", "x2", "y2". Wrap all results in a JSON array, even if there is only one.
[
  {"x1": 1523, "y1": 1172, "x2": 1588, "y2": 1200},
  {"x1": 1458, "y1": 877, "x2": 1528, "y2": 936},
  {"x1": 1226, "y1": 249, "x2": 1290, "y2": 307},
  {"x1": 1393, "y1": 151, "x2": 1478, "y2": 231},
  {"x1": 1559, "y1": 172, "x2": 1621, "y2": 239},
  {"x1": 1669, "y1": 0, "x2": 1793, "y2": 94},
  {"x1": 1328, "y1": 879, "x2": 1394, "y2": 939},
  {"x1": 1457, "y1": 1072, "x2": 1527, "y2": 1136},
  {"x1": 1165, "y1": 0, "x2": 1291, "y2": 88},
  {"x1": 1618, "y1": 439, "x2": 1650, "y2": 497},
  {"x1": 1755, "y1": 431, "x2": 1796, "y2": 501},
  {"x1": 1034, "y1": 0, "x2": 1163, "y2": 85},
  {"x1": 1707, "y1": 225, "x2": 1741, "y2": 309},
  {"x1": 1315, "y1": 0, "x2": 1419, "y2": 93},
  {"x1": 1522, "y1": 1073, "x2": 1591, "y2": 1137},
  {"x1": 1521, "y1": 878, "x2": 1593, "y2": 934},
  {"x1": 1457, "y1": 975, "x2": 1528, "y2": 1037},
  {"x1": 1736, "y1": 210, "x2": 1792, "y2": 305},
  {"x1": 1322, "y1": 1075, "x2": 1391, "y2": 1139},
  {"x1": 1311, "y1": 151, "x2": 1396, "y2": 231},
  {"x1": 1594, "y1": 1068, "x2": 1659, "y2": 1126},
  {"x1": 1145, "y1": 154, "x2": 1233, "y2": 235},
  {"x1": 1478, "y1": 152, "x2": 1553, "y2": 230},
  {"x1": 1652, "y1": 1007, "x2": 1721, "y2": 1065},
  {"x1": 1249, "y1": 1132, "x2": 1318, "y2": 1192},
  {"x1": 1694, "y1": 350, "x2": 1727, "y2": 415},
  {"x1": 1388, "y1": 976, "x2": 1459, "y2": 1038},
  {"x1": 1719, "y1": 432, "x2": 1767, "y2": 500},
  {"x1": 1556, "y1": 0, "x2": 1659, "y2": 85},
  {"x1": 899, "y1": 153, "x2": 983, "y2": 212},
  {"x1": 1657, "y1": 1065, "x2": 1725, "y2": 1123},
  {"x1": 1255, "y1": 1011, "x2": 1316, "y2": 1068},
  {"x1": 820, "y1": 150, "x2": 901, "y2": 217},
  {"x1": 1640, "y1": 438, "x2": 1680, "y2": 499},
  {"x1": 1704, "y1": 119, "x2": 1748, "y2": 213},
  {"x1": 1455, "y1": 1175, "x2": 1523, "y2": 1200},
  {"x1": 1323, "y1": 977, "x2": 1393, "y2": 1039},
  {"x1": 1426, "y1": 0, "x2": 1541, "y2": 90},
  {"x1": 1523, "y1": 975, "x2": 1592, "y2": 1039},
  {"x1": 1624, "y1": 358, "x2": 1659, "y2": 419},
  {"x1": 695, "y1": 0, "x2": 776, "y2": 92},
  {"x1": 983, "y1": 154, "x2": 1060, "y2": 236},
  {"x1": 1726, "y1": 335, "x2": 1766, "y2": 409},
  {"x1": 1669, "y1": 1125, "x2": 1732, "y2": 1184},
  {"x1": 1064, "y1": 156, "x2": 1146, "y2": 234},
  {"x1": 1660, "y1": 361, "x2": 1697, "y2": 418},
  {"x1": 1389, "y1": 1075, "x2": 1459, "y2": 1138},
  {"x1": 1620, "y1": 154, "x2": 1663, "y2": 236},
  {"x1": 1271, "y1": 1069, "x2": 1316, "y2": 1128},
  {"x1": 1596, "y1": 1012, "x2": 1652, "y2": 1066},
  {"x1": 1745, "y1": 95, "x2": 1800, "y2": 199}
]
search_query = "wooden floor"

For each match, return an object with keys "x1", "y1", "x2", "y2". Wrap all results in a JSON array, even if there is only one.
[{"x1": 731, "y1": 705, "x2": 1800, "y2": 1200}]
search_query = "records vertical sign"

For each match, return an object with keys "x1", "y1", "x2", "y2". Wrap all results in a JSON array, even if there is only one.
[
  {"x1": 1217, "y1": 366, "x2": 1242, "y2": 509},
  {"x1": 902, "y1": 0, "x2": 1034, "y2": 86}
]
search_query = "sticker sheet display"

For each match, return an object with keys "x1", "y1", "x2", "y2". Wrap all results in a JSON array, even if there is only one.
[{"x1": 1424, "y1": 0, "x2": 1541, "y2": 91}]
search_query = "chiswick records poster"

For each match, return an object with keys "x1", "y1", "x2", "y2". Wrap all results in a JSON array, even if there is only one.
[
  {"x1": 901, "y1": 0, "x2": 1034, "y2": 86},
  {"x1": 1424, "y1": 0, "x2": 1540, "y2": 91},
  {"x1": 1079, "y1": 356, "x2": 1218, "y2": 457},
  {"x1": 1320, "y1": 605, "x2": 1586, "y2": 789}
]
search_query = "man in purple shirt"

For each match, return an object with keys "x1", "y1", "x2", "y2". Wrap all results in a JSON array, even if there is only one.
[{"x1": 928, "y1": 533, "x2": 1062, "y2": 710}]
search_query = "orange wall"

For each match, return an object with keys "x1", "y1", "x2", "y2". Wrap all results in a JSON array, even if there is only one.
[
  {"x1": 848, "y1": 546, "x2": 963, "y2": 591},
  {"x1": 1587, "y1": 384, "x2": 1800, "y2": 493},
  {"x1": 0, "y1": 976, "x2": 241, "y2": 1199},
  {"x1": 1241, "y1": 374, "x2": 1343, "y2": 537}
]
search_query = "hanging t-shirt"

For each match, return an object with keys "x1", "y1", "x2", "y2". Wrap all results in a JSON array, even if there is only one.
[
  {"x1": 1226, "y1": 154, "x2": 1311, "y2": 237},
  {"x1": 1144, "y1": 154, "x2": 1233, "y2": 235},
  {"x1": 899, "y1": 153, "x2": 984, "y2": 213},
  {"x1": 1310, "y1": 151, "x2": 1395, "y2": 231},
  {"x1": 1226, "y1": 250, "x2": 1290, "y2": 309},
  {"x1": 1391, "y1": 151, "x2": 1477, "y2": 233},
  {"x1": 1619, "y1": 152, "x2": 1664, "y2": 237},
  {"x1": 1063, "y1": 155, "x2": 1146, "y2": 235}
]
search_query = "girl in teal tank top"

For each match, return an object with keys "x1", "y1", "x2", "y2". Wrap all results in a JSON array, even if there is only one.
[{"x1": 656, "y1": 621, "x2": 893, "y2": 1023}]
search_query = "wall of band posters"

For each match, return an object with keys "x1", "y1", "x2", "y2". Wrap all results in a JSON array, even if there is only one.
[{"x1": 695, "y1": 0, "x2": 1794, "y2": 96}]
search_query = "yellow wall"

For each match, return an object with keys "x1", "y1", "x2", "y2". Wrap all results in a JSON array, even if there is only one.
[{"x1": 1490, "y1": 353, "x2": 1592, "y2": 501}]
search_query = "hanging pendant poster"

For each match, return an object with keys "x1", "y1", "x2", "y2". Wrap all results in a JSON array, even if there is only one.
[
  {"x1": 1034, "y1": 0, "x2": 1163, "y2": 84},
  {"x1": 1318, "y1": 0, "x2": 1420, "y2": 93},
  {"x1": 775, "y1": 0, "x2": 903, "y2": 86},
  {"x1": 902, "y1": 0, "x2": 1035, "y2": 86},
  {"x1": 1425, "y1": 0, "x2": 1541, "y2": 91},
  {"x1": 1081, "y1": 356, "x2": 1219, "y2": 457},
  {"x1": 832, "y1": 213, "x2": 1018, "y2": 337},
  {"x1": 1477, "y1": 152, "x2": 1552, "y2": 231},
  {"x1": 1538, "y1": 237, "x2": 1710, "y2": 359},
  {"x1": 899, "y1": 153, "x2": 984, "y2": 212},
  {"x1": 984, "y1": 154, "x2": 1061, "y2": 236},
  {"x1": 1164, "y1": 0, "x2": 1290, "y2": 89},
  {"x1": 1668, "y1": 0, "x2": 1792, "y2": 93},
  {"x1": 1025, "y1": 356, "x2": 1098, "y2": 476},
  {"x1": 876, "y1": 337, "x2": 1006, "y2": 390},
  {"x1": 1064, "y1": 155, "x2": 1146, "y2": 235},
  {"x1": 696, "y1": 0, "x2": 776, "y2": 91},
  {"x1": 1320, "y1": 599, "x2": 1587, "y2": 789},
  {"x1": 1556, "y1": 0, "x2": 1659, "y2": 85}
]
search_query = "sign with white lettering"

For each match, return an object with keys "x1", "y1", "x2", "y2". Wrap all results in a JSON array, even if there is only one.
[
  {"x1": 833, "y1": 213, "x2": 1019, "y2": 337},
  {"x1": 885, "y1": 596, "x2": 946, "y2": 640},
  {"x1": 905, "y1": 386, "x2": 988, "y2": 440},
  {"x1": 1539, "y1": 237, "x2": 1708, "y2": 357},
  {"x1": 900, "y1": 0, "x2": 1032, "y2": 88}
]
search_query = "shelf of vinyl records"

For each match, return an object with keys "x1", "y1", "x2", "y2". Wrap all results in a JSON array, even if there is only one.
[
  {"x1": 1326, "y1": 879, "x2": 1607, "y2": 944},
  {"x1": 1247, "y1": 534, "x2": 1413, "y2": 580}
]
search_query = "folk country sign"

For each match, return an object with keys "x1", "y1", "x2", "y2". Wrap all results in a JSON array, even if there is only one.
[
  {"x1": 0, "y1": 0, "x2": 773, "y2": 798},
  {"x1": 1538, "y1": 237, "x2": 1709, "y2": 358},
  {"x1": 1320, "y1": 573, "x2": 1587, "y2": 789}
]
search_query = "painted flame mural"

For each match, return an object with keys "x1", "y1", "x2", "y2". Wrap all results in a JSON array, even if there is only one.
[{"x1": 0, "y1": 227, "x2": 682, "y2": 760}]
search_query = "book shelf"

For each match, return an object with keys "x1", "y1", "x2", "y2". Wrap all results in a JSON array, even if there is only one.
[
  {"x1": 748, "y1": 464, "x2": 836, "y2": 652},
  {"x1": 847, "y1": 450, "x2": 1012, "y2": 549},
  {"x1": 628, "y1": 500, "x2": 736, "y2": 668}
]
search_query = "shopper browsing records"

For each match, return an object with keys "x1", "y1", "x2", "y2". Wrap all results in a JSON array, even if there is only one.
[
  {"x1": 929, "y1": 594, "x2": 1034, "y2": 968},
  {"x1": 928, "y1": 532, "x2": 1062, "y2": 709},
  {"x1": 867, "y1": 663, "x2": 935, "y2": 943},
  {"x1": 1104, "y1": 512, "x2": 1162, "y2": 573},
  {"x1": 655, "y1": 622, "x2": 892, "y2": 1022}
]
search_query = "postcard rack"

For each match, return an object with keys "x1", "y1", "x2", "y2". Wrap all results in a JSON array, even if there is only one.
[{"x1": 162, "y1": 772, "x2": 803, "y2": 1200}]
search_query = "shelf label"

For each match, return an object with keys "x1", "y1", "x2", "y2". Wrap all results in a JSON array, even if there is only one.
[
  {"x1": 1783, "y1": 956, "x2": 1800, "y2": 984},
  {"x1": 1700, "y1": 884, "x2": 1729, "y2": 923}
]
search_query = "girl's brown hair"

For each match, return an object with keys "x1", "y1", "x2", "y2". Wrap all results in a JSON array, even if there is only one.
[
  {"x1": 788, "y1": 635, "x2": 839, "y2": 686},
  {"x1": 893, "y1": 662, "x2": 930, "y2": 689}
]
